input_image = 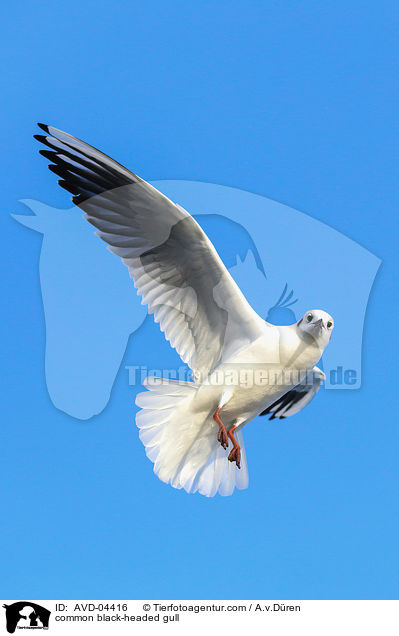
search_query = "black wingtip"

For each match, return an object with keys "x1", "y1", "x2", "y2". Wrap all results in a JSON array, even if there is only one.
[
  {"x1": 39, "y1": 149, "x2": 56, "y2": 160},
  {"x1": 34, "y1": 134, "x2": 47, "y2": 143},
  {"x1": 37, "y1": 123, "x2": 49, "y2": 133},
  {"x1": 269, "y1": 414, "x2": 276, "y2": 421},
  {"x1": 48, "y1": 164, "x2": 61, "y2": 176}
]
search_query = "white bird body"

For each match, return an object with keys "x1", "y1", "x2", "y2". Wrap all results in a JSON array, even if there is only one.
[
  {"x1": 136, "y1": 318, "x2": 330, "y2": 496},
  {"x1": 35, "y1": 124, "x2": 334, "y2": 498},
  {"x1": 194, "y1": 326, "x2": 320, "y2": 426}
]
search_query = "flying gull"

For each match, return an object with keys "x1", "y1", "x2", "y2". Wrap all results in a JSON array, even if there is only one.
[{"x1": 35, "y1": 124, "x2": 334, "y2": 497}]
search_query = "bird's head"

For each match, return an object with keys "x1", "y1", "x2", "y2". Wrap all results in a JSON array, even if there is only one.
[{"x1": 296, "y1": 309, "x2": 334, "y2": 347}]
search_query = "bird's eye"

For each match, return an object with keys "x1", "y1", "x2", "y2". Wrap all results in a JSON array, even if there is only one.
[
  {"x1": 306, "y1": 314, "x2": 313, "y2": 323},
  {"x1": 327, "y1": 321, "x2": 333, "y2": 329}
]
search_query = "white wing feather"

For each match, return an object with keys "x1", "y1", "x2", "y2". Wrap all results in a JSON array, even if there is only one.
[
  {"x1": 260, "y1": 366, "x2": 326, "y2": 419},
  {"x1": 36, "y1": 124, "x2": 266, "y2": 379}
]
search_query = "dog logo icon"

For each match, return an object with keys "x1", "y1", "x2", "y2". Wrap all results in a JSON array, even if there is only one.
[{"x1": 2, "y1": 602, "x2": 50, "y2": 633}]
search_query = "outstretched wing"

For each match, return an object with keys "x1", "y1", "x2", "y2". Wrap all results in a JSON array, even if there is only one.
[
  {"x1": 35, "y1": 124, "x2": 266, "y2": 379},
  {"x1": 260, "y1": 366, "x2": 326, "y2": 419}
]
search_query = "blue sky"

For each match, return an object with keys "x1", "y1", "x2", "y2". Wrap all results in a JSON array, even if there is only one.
[{"x1": 1, "y1": 0, "x2": 399, "y2": 599}]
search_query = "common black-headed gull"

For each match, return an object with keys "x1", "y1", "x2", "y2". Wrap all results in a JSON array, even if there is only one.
[{"x1": 35, "y1": 124, "x2": 334, "y2": 497}]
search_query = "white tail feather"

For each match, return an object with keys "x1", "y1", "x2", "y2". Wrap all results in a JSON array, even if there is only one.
[{"x1": 135, "y1": 378, "x2": 249, "y2": 497}]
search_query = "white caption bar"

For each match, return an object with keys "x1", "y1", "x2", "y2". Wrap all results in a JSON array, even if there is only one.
[{"x1": 1, "y1": 600, "x2": 398, "y2": 635}]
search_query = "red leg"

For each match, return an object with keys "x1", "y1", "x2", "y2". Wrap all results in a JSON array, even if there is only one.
[
  {"x1": 213, "y1": 407, "x2": 228, "y2": 450},
  {"x1": 227, "y1": 425, "x2": 241, "y2": 469}
]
